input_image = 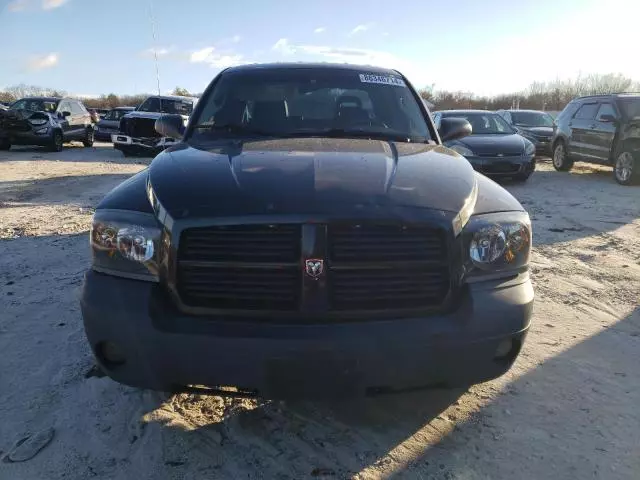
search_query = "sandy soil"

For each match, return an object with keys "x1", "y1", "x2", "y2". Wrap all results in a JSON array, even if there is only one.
[{"x1": 1, "y1": 143, "x2": 639, "y2": 479}]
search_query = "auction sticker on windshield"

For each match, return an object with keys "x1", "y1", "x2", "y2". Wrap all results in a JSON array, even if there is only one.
[{"x1": 359, "y1": 73, "x2": 406, "y2": 87}]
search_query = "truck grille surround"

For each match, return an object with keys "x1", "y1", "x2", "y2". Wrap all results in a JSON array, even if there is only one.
[
  {"x1": 175, "y1": 222, "x2": 451, "y2": 316},
  {"x1": 120, "y1": 117, "x2": 160, "y2": 138}
]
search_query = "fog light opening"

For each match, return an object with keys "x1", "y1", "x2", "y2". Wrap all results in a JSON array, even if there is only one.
[
  {"x1": 96, "y1": 341, "x2": 127, "y2": 367},
  {"x1": 493, "y1": 337, "x2": 521, "y2": 362}
]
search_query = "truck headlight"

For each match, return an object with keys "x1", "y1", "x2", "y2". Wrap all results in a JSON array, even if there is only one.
[
  {"x1": 524, "y1": 140, "x2": 535, "y2": 156},
  {"x1": 90, "y1": 209, "x2": 162, "y2": 282},
  {"x1": 463, "y1": 211, "x2": 531, "y2": 276},
  {"x1": 450, "y1": 144, "x2": 474, "y2": 157}
]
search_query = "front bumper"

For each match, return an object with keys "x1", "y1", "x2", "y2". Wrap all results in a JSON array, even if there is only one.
[
  {"x1": 467, "y1": 155, "x2": 535, "y2": 177},
  {"x1": 95, "y1": 128, "x2": 117, "y2": 141},
  {"x1": 3, "y1": 128, "x2": 53, "y2": 146},
  {"x1": 81, "y1": 270, "x2": 533, "y2": 399},
  {"x1": 111, "y1": 133, "x2": 177, "y2": 151}
]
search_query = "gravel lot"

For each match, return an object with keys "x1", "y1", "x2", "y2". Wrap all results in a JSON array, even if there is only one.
[{"x1": 1, "y1": 142, "x2": 639, "y2": 479}]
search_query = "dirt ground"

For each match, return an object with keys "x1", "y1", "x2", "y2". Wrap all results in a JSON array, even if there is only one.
[{"x1": 1, "y1": 142, "x2": 639, "y2": 480}]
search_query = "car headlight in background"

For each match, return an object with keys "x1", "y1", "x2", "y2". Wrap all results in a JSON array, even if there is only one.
[
  {"x1": 463, "y1": 211, "x2": 531, "y2": 277},
  {"x1": 90, "y1": 209, "x2": 162, "y2": 282},
  {"x1": 29, "y1": 118, "x2": 48, "y2": 126},
  {"x1": 524, "y1": 140, "x2": 535, "y2": 156},
  {"x1": 450, "y1": 144, "x2": 474, "y2": 157}
]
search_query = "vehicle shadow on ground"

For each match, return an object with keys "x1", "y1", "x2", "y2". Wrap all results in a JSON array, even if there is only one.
[
  {"x1": 0, "y1": 143, "x2": 153, "y2": 164},
  {"x1": 0, "y1": 173, "x2": 137, "y2": 208},
  {"x1": 136, "y1": 306, "x2": 639, "y2": 479}
]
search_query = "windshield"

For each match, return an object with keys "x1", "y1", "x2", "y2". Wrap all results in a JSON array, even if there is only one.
[
  {"x1": 10, "y1": 98, "x2": 59, "y2": 113},
  {"x1": 618, "y1": 97, "x2": 640, "y2": 119},
  {"x1": 189, "y1": 68, "x2": 431, "y2": 143},
  {"x1": 442, "y1": 112, "x2": 515, "y2": 135},
  {"x1": 510, "y1": 111, "x2": 554, "y2": 127},
  {"x1": 137, "y1": 97, "x2": 193, "y2": 115}
]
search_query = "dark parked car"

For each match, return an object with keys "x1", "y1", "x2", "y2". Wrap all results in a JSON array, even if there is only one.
[
  {"x1": 0, "y1": 97, "x2": 94, "y2": 151},
  {"x1": 551, "y1": 93, "x2": 640, "y2": 185},
  {"x1": 496, "y1": 109, "x2": 554, "y2": 156},
  {"x1": 432, "y1": 109, "x2": 536, "y2": 182},
  {"x1": 81, "y1": 63, "x2": 533, "y2": 399},
  {"x1": 112, "y1": 95, "x2": 196, "y2": 156},
  {"x1": 95, "y1": 106, "x2": 135, "y2": 141}
]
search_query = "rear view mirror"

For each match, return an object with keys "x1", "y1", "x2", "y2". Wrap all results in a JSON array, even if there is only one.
[
  {"x1": 155, "y1": 114, "x2": 185, "y2": 139},
  {"x1": 598, "y1": 114, "x2": 617, "y2": 123},
  {"x1": 438, "y1": 117, "x2": 472, "y2": 142},
  {"x1": 61, "y1": 111, "x2": 71, "y2": 118}
]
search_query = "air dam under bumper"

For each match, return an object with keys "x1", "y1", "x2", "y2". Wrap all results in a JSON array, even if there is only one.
[{"x1": 81, "y1": 270, "x2": 533, "y2": 399}]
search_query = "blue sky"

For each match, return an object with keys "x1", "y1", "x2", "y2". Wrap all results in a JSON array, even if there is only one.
[{"x1": 1, "y1": 0, "x2": 639, "y2": 97}]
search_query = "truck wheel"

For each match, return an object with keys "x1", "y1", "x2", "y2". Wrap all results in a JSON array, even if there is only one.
[
  {"x1": 552, "y1": 140, "x2": 573, "y2": 171},
  {"x1": 0, "y1": 138, "x2": 10, "y2": 151},
  {"x1": 83, "y1": 128, "x2": 95, "y2": 147},
  {"x1": 614, "y1": 150, "x2": 639, "y2": 186},
  {"x1": 49, "y1": 131, "x2": 63, "y2": 152}
]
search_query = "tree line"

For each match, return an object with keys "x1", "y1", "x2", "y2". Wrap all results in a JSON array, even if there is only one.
[
  {"x1": 418, "y1": 73, "x2": 639, "y2": 111},
  {"x1": 1, "y1": 73, "x2": 638, "y2": 111},
  {"x1": 0, "y1": 86, "x2": 198, "y2": 109}
]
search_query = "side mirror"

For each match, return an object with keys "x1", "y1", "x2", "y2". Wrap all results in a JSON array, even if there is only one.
[
  {"x1": 155, "y1": 114, "x2": 185, "y2": 139},
  {"x1": 61, "y1": 111, "x2": 71, "y2": 118},
  {"x1": 438, "y1": 117, "x2": 472, "y2": 142},
  {"x1": 598, "y1": 114, "x2": 617, "y2": 123}
]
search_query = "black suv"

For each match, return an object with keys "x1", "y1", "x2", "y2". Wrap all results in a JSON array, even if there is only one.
[
  {"x1": 81, "y1": 63, "x2": 533, "y2": 399},
  {"x1": 0, "y1": 97, "x2": 94, "y2": 152},
  {"x1": 551, "y1": 93, "x2": 640, "y2": 185}
]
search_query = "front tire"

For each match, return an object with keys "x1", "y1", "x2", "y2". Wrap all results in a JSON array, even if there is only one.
[
  {"x1": 614, "y1": 150, "x2": 639, "y2": 186},
  {"x1": 49, "y1": 131, "x2": 63, "y2": 152},
  {"x1": 552, "y1": 141, "x2": 573, "y2": 171},
  {"x1": 83, "y1": 128, "x2": 95, "y2": 147}
]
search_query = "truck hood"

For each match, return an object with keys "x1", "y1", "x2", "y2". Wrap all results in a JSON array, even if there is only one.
[{"x1": 148, "y1": 137, "x2": 479, "y2": 218}]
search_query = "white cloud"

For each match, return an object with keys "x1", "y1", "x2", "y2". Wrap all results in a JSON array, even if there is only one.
[
  {"x1": 190, "y1": 46, "x2": 243, "y2": 68},
  {"x1": 349, "y1": 22, "x2": 375, "y2": 36},
  {"x1": 7, "y1": 0, "x2": 28, "y2": 12},
  {"x1": 26, "y1": 53, "x2": 59, "y2": 71},
  {"x1": 271, "y1": 40, "x2": 400, "y2": 68},
  {"x1": 141, "y1": 46, "x2": 175, "y2": 58},
  {"x1": 272, "y1": 38, "x2": 295, "y2": 55},
  {"x1": 231, "y1": 35, "x2": 242, "y2": 43},
  {"x1": 42, "y1": 0, "x2": 69, "y2": 9},
  {"x1": 314, "y1": 27, "x2": 326, "y2": 34}
]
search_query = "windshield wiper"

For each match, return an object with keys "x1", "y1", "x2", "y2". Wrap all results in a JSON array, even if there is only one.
[
  {"x1": 317, "y1": 128, "x2": 419, "y2": 143},
  {"x1": 192, "y1": 123, "x2": 278, "y2": 137}
]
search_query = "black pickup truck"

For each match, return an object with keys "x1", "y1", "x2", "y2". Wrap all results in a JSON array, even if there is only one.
[
  {"x1": 111, "y1": 95, "x2": 196, "y2": 156},
  {"x1": 81, "y1": 63, "x2": 533, "y2": 399}
]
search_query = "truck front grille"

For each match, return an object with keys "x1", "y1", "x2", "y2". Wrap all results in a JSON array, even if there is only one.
[
  {"x1": 177, "y1": 224, "x2": 301, "y2": 310},
  {"x1": 175, "y1": 222, "x2": 450, "y2": 315},
  {"x1": 327, "y1": 223, "x2": 450, "y2": 311},
  {"x1": 121, "y1": 117, "x2": 160, "y2": 138}
]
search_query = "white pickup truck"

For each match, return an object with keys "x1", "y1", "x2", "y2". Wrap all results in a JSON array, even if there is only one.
[{"x1": 112, "y1": 95, "x2": 197, "y2": 156}]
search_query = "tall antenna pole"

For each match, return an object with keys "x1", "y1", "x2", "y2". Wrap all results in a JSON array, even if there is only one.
[{"x1": 149, "y1": 0, "x2": 161, "y2": 96}]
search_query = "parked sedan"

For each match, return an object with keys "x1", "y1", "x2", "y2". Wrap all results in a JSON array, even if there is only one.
[
  {"x1": 496, "y1": 109, "x2": 554, "y2": 156},
  {"x1": 432, "y1": 110, "x2": 536, "y2": 182},
  {"x1": 95, "y1": 107, "x2": 135, "y2": 141}
]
